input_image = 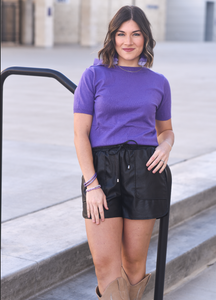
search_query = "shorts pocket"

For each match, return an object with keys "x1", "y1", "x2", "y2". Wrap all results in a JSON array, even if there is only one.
[{"x1": 135, "y1": 147, "x2": 168, "y2": 200}]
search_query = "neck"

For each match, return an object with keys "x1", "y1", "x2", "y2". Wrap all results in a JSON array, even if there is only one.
[{"x1": 118, "y1": 58, "x2": 139, "y2": 67}]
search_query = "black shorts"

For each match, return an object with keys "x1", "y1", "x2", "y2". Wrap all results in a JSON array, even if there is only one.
[{"x1": 82, "y1": 142, "x2": 171, "y2": 220}]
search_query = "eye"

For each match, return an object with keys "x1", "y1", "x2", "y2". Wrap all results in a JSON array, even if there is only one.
[
  {"x1": 133, "y1": 33, "x2": 141, "y2": 36},
  {"x1": 117, "y1": 33, "x2": 124, "y2": 36}
]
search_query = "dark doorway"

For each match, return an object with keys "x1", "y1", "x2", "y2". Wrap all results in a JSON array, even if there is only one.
[
  {"x1": 1, "y1": 1, "x2": 35, "y2": 45},
  {"x1": 1, "y1": 2, "x2": 17, "y2": 42},
  {"x1": 205, "y1": 1, "x2": 215, "y2": 41}
]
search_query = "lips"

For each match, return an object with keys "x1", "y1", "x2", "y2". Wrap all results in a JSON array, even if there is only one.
[{"x1": 122, "y1": 48, "x2": 135, "y2": 52}]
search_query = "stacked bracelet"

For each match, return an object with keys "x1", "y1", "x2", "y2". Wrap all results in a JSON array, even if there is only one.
[
  {"x1": 84, "y1": 173, "x2": 97, "y2": 187},
  {"x1": 86, "y1": 185, "x2": 101, "y2": 192}
]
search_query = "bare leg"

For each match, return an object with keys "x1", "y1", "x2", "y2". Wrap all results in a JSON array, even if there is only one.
[
  {"x1": 85, "y1": 217, "x2": 123, "y2": 294},
  {"x1": 121, "y1": 218, "x2": 156, "y2": 285}
]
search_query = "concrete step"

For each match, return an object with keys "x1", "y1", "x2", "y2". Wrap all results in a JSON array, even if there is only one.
[
  {"x1": 1, "y1": 151, "x2": 216, "y2": 300},
  {"x1": 163, "y1": 259, "x2": 216, "y2": 300},
  {"x1": 30, "y1": 204, "x2": 216, "y2": 300}
]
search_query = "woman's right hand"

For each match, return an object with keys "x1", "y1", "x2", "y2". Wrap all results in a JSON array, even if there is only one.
[
  {"x1": 74, "y1": 113, "x2": 108, "y2": 225},
  {"x1": 86, "y1": 188, "x2": 108, "y2": 225}
]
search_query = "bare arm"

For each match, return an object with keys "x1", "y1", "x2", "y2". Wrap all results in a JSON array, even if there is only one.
[
  {"x1": 74, "y1": 113, "x2": 108, "y2": 224},
  {"x1": 146, "y1": 119, "x2": 174, "y2": 173}
]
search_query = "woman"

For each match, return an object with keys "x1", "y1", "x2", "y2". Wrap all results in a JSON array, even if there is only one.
[{"x1": 74, "y1": 5, "x2": 174, "y2": 300}]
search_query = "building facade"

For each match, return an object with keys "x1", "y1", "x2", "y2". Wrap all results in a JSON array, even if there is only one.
[{"x1": 1, "y1": 0, "x2": 216, "y2": 47}]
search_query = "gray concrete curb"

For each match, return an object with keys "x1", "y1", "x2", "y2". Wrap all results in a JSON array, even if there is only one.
[
  {"x1": 144, "y1": 235, "x2": 216, "y2": 300},
  {"x1": 1, "y1": 242, "x2": 92, "y2": 300},
  {"x1": 2, "y1": 185, "x2": 216, "y2": 300}
]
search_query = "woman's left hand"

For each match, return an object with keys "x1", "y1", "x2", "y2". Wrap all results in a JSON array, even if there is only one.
[{"x1": 146, "y1": 141, "x2": 171, "y2": 174}]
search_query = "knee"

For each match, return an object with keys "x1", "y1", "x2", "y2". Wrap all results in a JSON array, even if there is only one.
[
  {"x1": 122, "y1": 255, "x2": 147, "y2": 285},
  {"x1": 93, "y1": 255, "x2": 120, "y2": 278},
  {"x1": 123, "y1": 250, "x2": 146, "y2": 265},
  {"x1": 93, "y1": 255, "x2": 109, "y2": 272},
  {"x1": 123, "y1": 253, "x2": 146, "y2": 274}
]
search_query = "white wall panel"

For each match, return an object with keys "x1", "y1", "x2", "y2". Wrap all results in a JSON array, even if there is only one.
[
  {"x1": 109, "y1": 0, "x2": 133, "y2": 20},
  {"x1": 166, "y1": 0, "x2": 216, "y2": 41},
  {"x1": 135, "y1": 0, "x2": 167, "y2": 41},
  {"x1": 35, "y1": 0, "x2": 54, "y2": 47},
  {"x1": 54, "y1": 0, "x2": 80, "y2": 44}
]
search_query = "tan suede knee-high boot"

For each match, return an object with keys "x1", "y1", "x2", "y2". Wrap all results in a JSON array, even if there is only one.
[
  {"x1": 121, "y1": 267, "x2": 151, "y2": 300},
  {"x1": 96, "y1": 277, "x2": 130, "y2": 300}
]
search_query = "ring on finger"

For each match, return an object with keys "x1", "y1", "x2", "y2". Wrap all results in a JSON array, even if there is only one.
[{"x1": 161, "y1": 159, "x2": 165, "y2": 164}]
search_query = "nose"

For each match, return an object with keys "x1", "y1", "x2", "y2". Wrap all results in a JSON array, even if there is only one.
[{"x1": 124, "y1": 34, "x2": 133, "y2": 45}]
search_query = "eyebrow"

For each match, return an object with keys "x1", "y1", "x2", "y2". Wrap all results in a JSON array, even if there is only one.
[{"x1": 117, "y1": 30, "x2": 141, "y2": 33}]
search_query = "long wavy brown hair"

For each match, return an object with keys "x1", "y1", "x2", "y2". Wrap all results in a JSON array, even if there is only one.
[{"x1": 98, "y1": 6, "x2": 156, "y2": 68}]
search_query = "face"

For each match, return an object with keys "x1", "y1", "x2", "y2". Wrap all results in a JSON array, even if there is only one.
[{"x1": 115, "y1": 19, "x2": 144, "y2": 67}]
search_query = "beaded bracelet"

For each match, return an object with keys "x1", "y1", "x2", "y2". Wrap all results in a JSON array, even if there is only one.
[
  {"x1": 86, "y1": 185, "x2": 101, "y2": 192},
  {"x1": 84, "y1": 173, "x2": 97, "y2": 187}
]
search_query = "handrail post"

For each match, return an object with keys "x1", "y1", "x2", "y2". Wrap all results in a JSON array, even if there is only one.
[
  {"x1": 0, "y1": 76, "x2": 3, "y2": 224},
  {"x1": 154, "y1": 213, "x2": 170, "y2": 299},
  {"x1": 154, "y1": 166, "x2": 172, "y2": 300}
]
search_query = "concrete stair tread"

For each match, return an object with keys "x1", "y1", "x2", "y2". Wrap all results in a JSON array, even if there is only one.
[
  {"x1": 163, "y1": 261, "x2": 216, "y2": 300},
  {"x1": 31, "y1": 204, "x2": 216, "y2": 300},
  {"x1": 170, "y1": 151, "x2": 216, "y2": 204},
  {"x1": 2, "y1": 197, "x2": 86, "y2": 279},
  {"x1": 1, "y1": 151, "x2": 216, "y2": 300},
  {"x1": 146, "y1": 205, "x2": 216, "y2": 272}
]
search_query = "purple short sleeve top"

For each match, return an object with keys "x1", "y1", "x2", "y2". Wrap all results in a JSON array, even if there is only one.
[{"x1": 74, "y1": 59, "x2": 171, "y2": 148}]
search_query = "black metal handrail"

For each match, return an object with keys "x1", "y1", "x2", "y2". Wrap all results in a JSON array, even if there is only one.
[
  {"x1": 0, "y1": 66, "x2": 171, "y2": 300},
  {"x1": 1, "y1": 66, "x2": 77, "y2": 93}
]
